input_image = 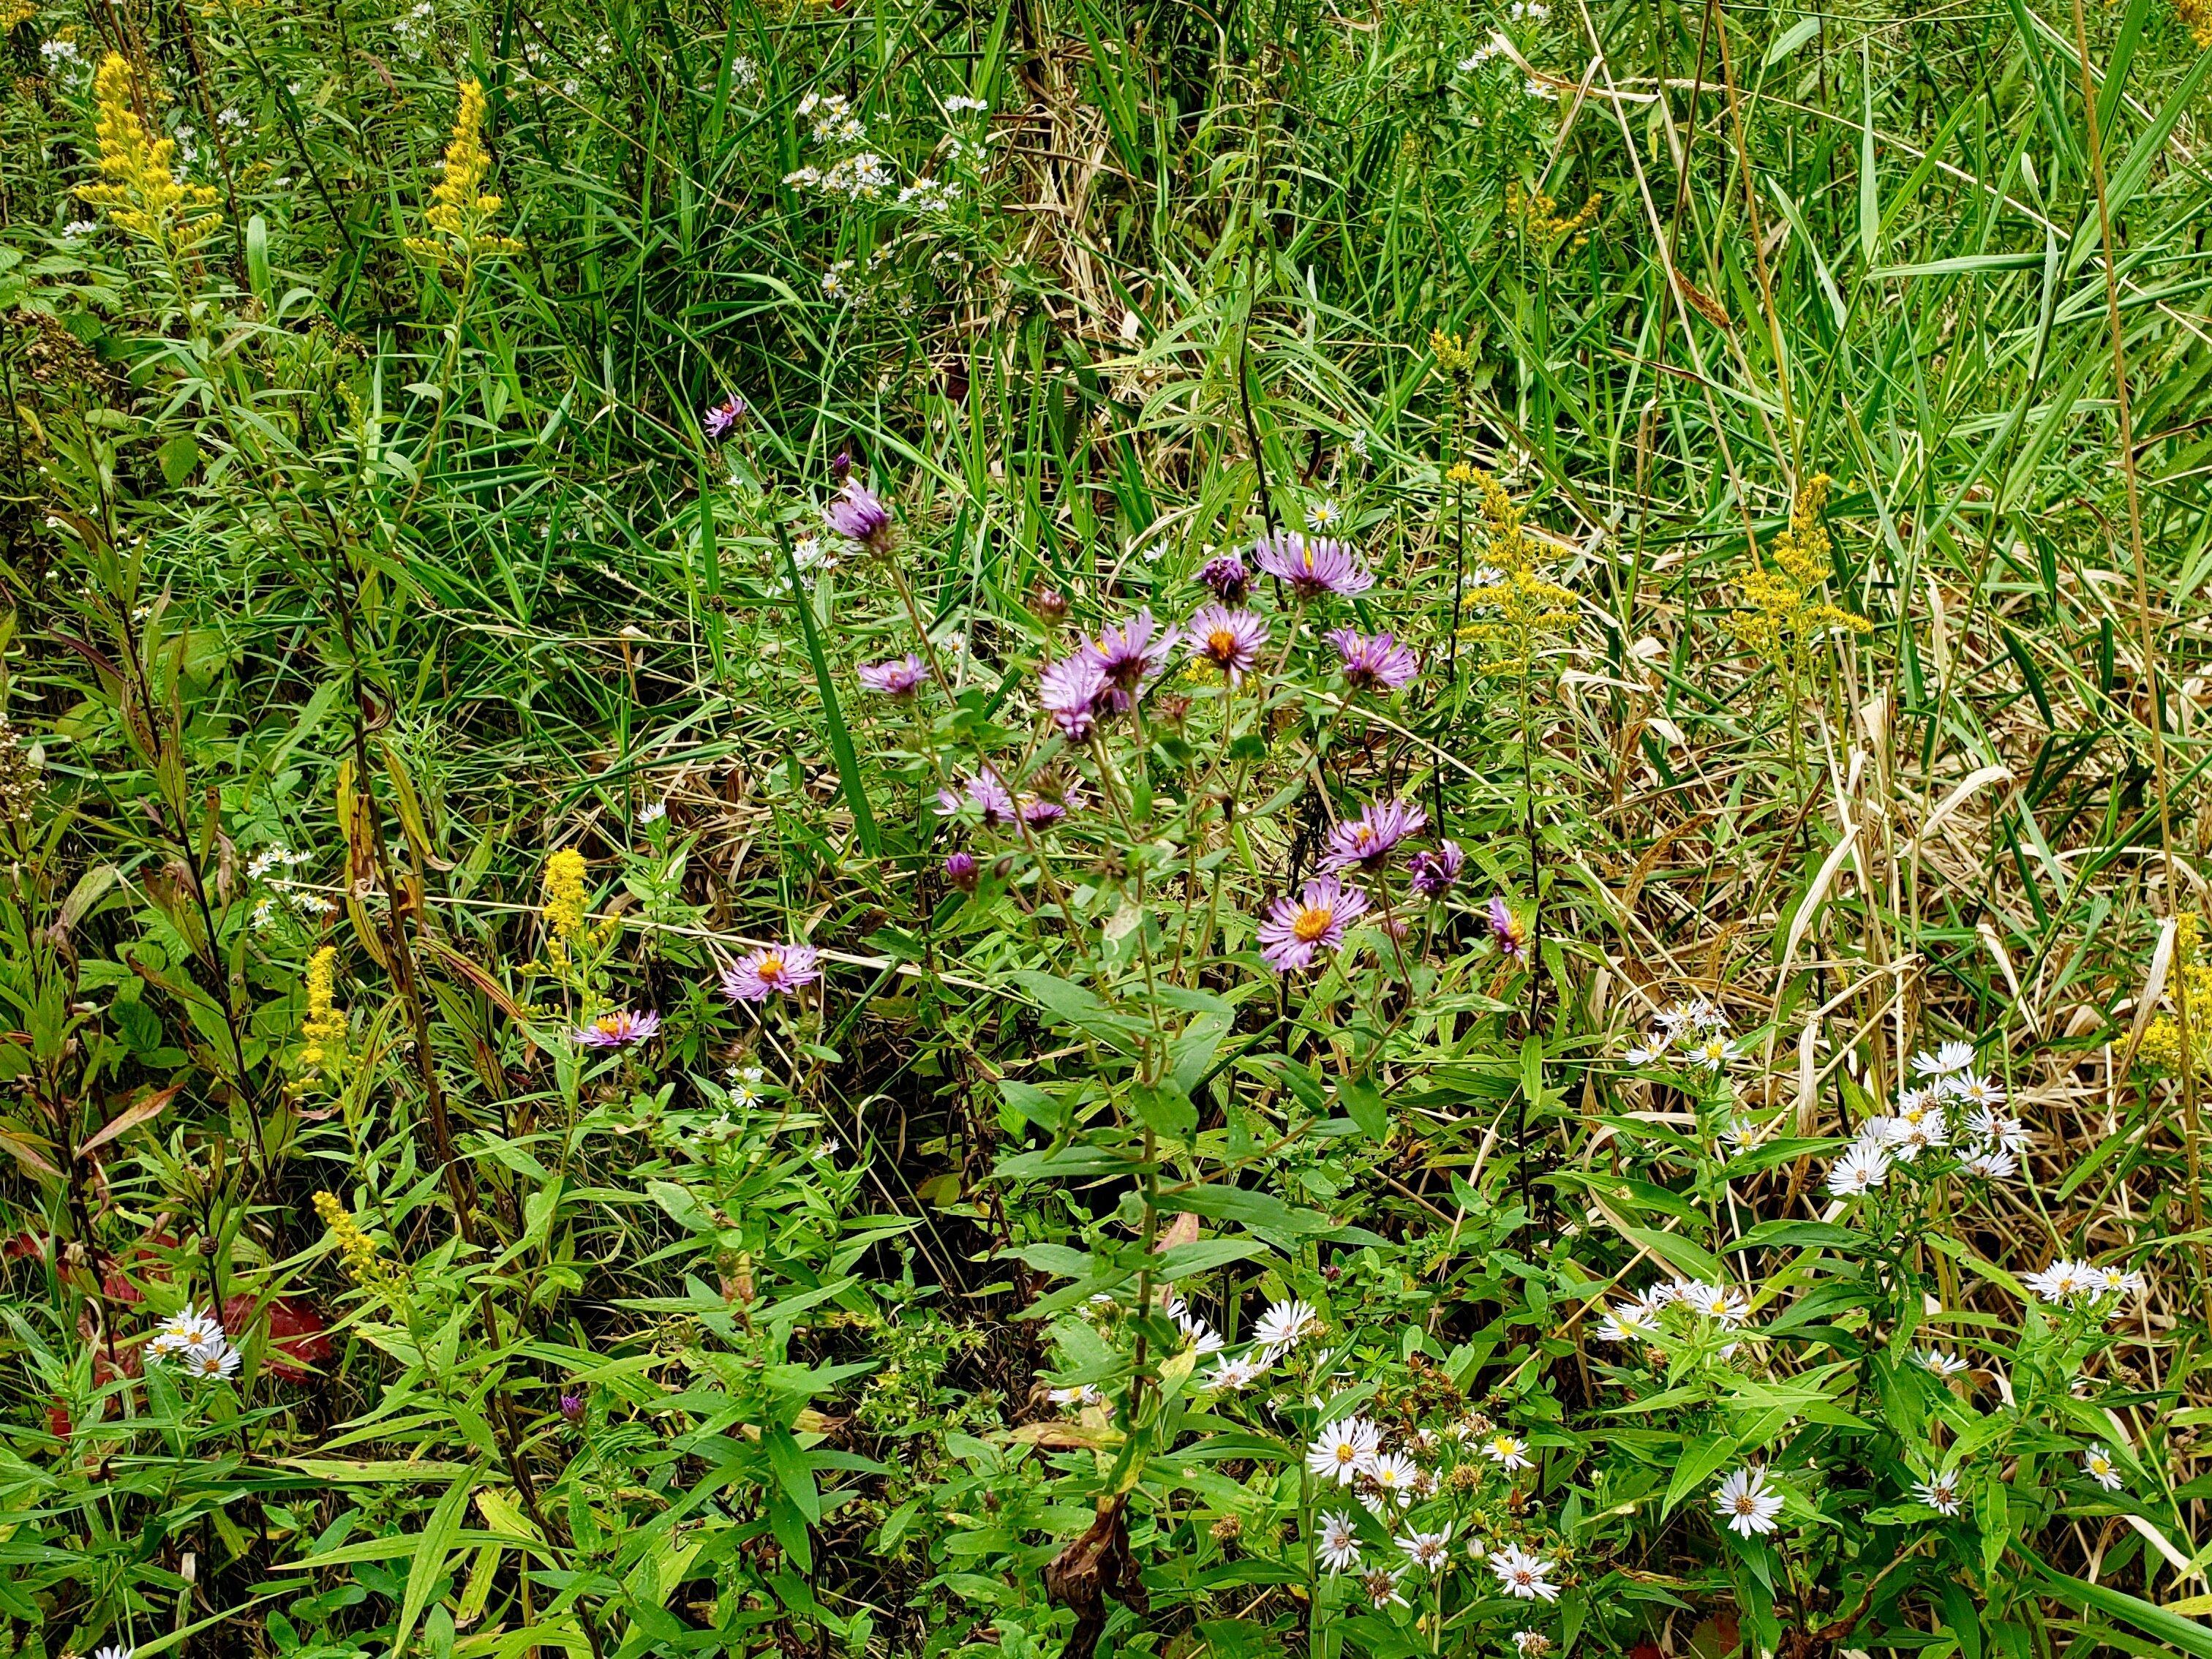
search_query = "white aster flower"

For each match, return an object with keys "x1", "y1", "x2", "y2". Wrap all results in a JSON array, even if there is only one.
[
  {"x1": 2024, "y1": 1259, "x2": 2090, "y2": 1304},
  {"x1": 1512, "y1": 1635, "x2": 1554, "y2": 1659},
  {"x1": 1047, "y1": 1384, "x2": 1107, "y2": 1410},
  {"x1": 1827, "y1": 1140, "x2": 1891, "y2": 1197},
  {"x1": 1946, "y1": 1072, "x2": 2006, "y2": 1108},
  {"x1": 1361, "y1": 1565, "x2": 1408, "y2": 1608},
  {"x1": 1363, "y1": 1451, "x2": 1420, "y2": 1508},
  {"x1": 1965, "y1": 1107, "x2": 2028, "y2": 1152},
  {"x1": 1315, "y1": 1509, "x2": 1362, "y2": 1573},
  {"x1": 1253, "y1": 1297, "x2": 1320, "y2": 1360},
  {"x1": 183, "y1": 1338, "x2": 241, "y2": 1381},
  {"x1": 1911, "y1": 1040, "x2": 1976, "y2": 1077},
  {"x1": 1204, "y1": 1354, "x2": 1264, "y2": 1391},
  {"x1": 1482, "y1": 1432, "x2": 1533, "y2": 1471},
  {"x1": 1489, "y1": 1543, "x2": 1560, "y2": 1600},
  {"x1": 148, "y1": 1306, "x2": 223, "y2": 1361},
  {"x1": 1304, "y1": 497, "x2": 1344, "y2": 531},
  {"x1": 1714, "y1": 1466, "x2": 1784, "y2": 1537},
  {"x1": 1676, "y1": 1281, "x2": 1750, "y2": 1328},
  {"x1": 1916, "y1": 1348, "x2": 1968, "y2": 1377},
  {"x1": 1914, "y1": 1472, "x2": 1963, "y2": 1516},
  {"x1": 1596, "y1": 1299, "x2": 1660, "y2": 1344},
  {"x1": 1399, "y1": 1525, "x2": 1452, "y2": 1573},
  {"x1": 1308, "y1": 1416, "x2": 1382, "y2": 1484},
  {"x1": 2082, "y1": 1445, "x2": 2123, "y2": 1491},
  {"x1": 1960, "y1": 1146, "x2": 2018, "y2": 1179}
]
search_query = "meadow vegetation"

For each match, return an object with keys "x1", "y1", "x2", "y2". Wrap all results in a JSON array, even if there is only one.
[{"x1": 4, "y1": 0, "x2": 2212, "y2": 1655}]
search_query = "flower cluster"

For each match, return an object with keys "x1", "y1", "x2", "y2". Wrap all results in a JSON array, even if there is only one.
[
  {"x1": 2023, "y1": 1258, "x2": 2148, "y2": 1315},
  {"x1": 1824, "y1": 1041, "x2": 2028, "y2": 1197},
  {"x1": 540, "y1": 847, "x2": 592, "y2": 971},
  {"x1": 1595, "y1": 1274, "x2": 1753, "y2": 1350},
  {"x1": 145, "y1": 1305, "x2": 241, "y2": 1382},
  {"x1": 314, "y1": 1190, "x2": 403, "y2": 1292},
  {"x1": 1453, "y1": 466, "x2": 1577, "y2": 669},
  {"x1": 1733, "y1": 473, "x2": 1871, "y2": 673},
  {"x1": 1621, "y1": 997, "x2": 1732, "y2": 1071},
  {"x1": 77, "y1": 52, "x2": 225, "y2": 259},
  {"x1": 298, "y1": 945, "x2": 347, "y2": 1077},
  {"x1": 404, "y1": 78, "x2": 524, "y2": 274}
]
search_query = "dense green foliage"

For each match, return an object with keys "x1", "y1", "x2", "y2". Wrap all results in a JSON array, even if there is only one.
[{"x1": 4, "y1": 0, "x2": 2212, "y2": 1655}]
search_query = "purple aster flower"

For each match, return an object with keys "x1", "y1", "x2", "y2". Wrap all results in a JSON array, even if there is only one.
[
  {"x1": 559, "y1": 1392, "x2": 586, "y2": 1422},
  {"x1": 1039, "y1": 652, "x2": 1110, "y2": 740},
  {"x1": 1257, "y1": 876, "x2": 1372, "y2": 972},
  {"x1": 1320, "y1": 799, "x2": 1426, "y2": 875},
  {"x1": 824, "y1": 481, "x2": 893, "y2": 554},
  {"x1": 1186, "y1": 604, "x2": 1270, "y2": 683},
  {"x1": 701, "y1": 394, "x2": 746, "y2": 440},
  {"x1": 1326, "y1": 628, "x2": 1419, "y2": 693},
  {"x1": 1086, "y1": 609, "x2": 1176, "y2": 712},
  {"x1": 1253, "y1": 529, "x2": 1374, "y2": 601},
  {"x1": 1488, "y1": 897, "x2": 1529, "y2": 966},
  {"x1": 858, "y1": 654, "x2": 927, "y2": 697},
  {"x1": 721, "y1": 943, "x2": 823, "y2": 1004},
  {"x1": 1408, "y1": 840, "x2": 1464, "y2": 899},
  {"x1": 1198, "y1": 552, "x2": 1252, "y2": 604},
  {"x1": 1020, "y1": 795, "x2": 1068, "y2": 828},
  {"x1": 944, "y1": 850, "x2": 979, "y2": 892},
  {"x1": 935, "y1": 768, "x2": 1016, "y2": 827},
  {"x1": 574, "y1": 1009, "x2": 661, "y2": 1047}
]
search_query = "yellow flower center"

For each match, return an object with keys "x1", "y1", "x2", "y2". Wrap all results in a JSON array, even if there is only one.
[
  {"x1": 1293, "y1": 906, "x2": 1334, "y2": 944},
  {"x1": 758, "y1": 955, "x2": 785, "y2": 983},
  {"x1": 1208, "y1": 627, "x2": 1239, "y2": 658}
]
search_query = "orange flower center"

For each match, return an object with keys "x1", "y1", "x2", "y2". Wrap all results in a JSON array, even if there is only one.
[
  {"x1": 1208, "y1": 627, "x2": 1239, "y2": 658},
  {"x1": 1293, "y1": 906, "x2": 1334, "y2": 944},
  {"x1": 758, "y1": 955, "x2": 785, "y2": 982}
]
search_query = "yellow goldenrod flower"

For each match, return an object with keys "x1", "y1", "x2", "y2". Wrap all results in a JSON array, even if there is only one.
[
  {"x1": 314, "y1": 1190, "x2": 401, "y2": 1290},
  {"x1": 541, "y1": 846, "x2": 590, "y2": 969},
  {"x1": 1732, "y1": 473, "x2": 1871, "y2": 672},
  {"x1": 1456, "y1": 468, "x2": 1578, "y2": 672},
  {"x1": 76, "y1": 52, "x2": 224, "y2": 259},
  {"x1": 1431, "y1": 329, "x2": 1479, "y2": 377},
  {"x1": 2174, "y1": 0, "x2": 2212, "y2": 47},
  {"x1": 2144, "y1": 913, "x2": 2212, "y2": 1078},
  {"x1": 298, "y1": 944, "x2": 347, "y2": 1075},
  {"x1": 1506, "y1": 181, "x2": 1602, "y2": 257},
  {"x1": 405, "y1": 78, "x2": 524, "y2": 276}
]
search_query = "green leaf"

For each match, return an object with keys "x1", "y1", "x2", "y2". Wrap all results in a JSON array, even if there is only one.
[
  {"x1": 393, "y1": 1470, "x2": 475, "y2": 1656},
  {"x1": 1339, "y1": 1077, "x2": 1388, "y2": 1140},
  {"x1": 2027, "y1": 1551, "x2": 2212, "y2": 1657},
  {"x1": 1129, "y1": 1080, "x2": 1197, "y2": 1139},
  {"x1": 774, "y1": 523, "x2": 879, "y2": 859},
  {"x1": 1662, "y1": 1434, "x2": 1739, "y2": 1521},
  {"x1": 764, "y1": 1424, "x2": 822, "y2": 1524},
  {"x1": 157, "y1": 433, "x2": 200, "y2": 487},
  {"x1": 1728, "y1": 1220, "x2": 1864, "y2": 1255}
]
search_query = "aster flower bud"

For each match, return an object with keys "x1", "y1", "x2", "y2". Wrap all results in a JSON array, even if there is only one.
[
  {"x1": 1198, "y1": 552, "x2": 1251, "y2": 604},
  {"x1": 831, "y1": 447, "x2": 854, "y2": 484},
  {"x1": 560, "y1": 1392, "x2": 586, "y2": 1422},
  {"x1": 944, "y1": 850, "x2": 979, "y2": 892},
  {"x1": 824, "y1": 480, "x2": 893, "y2": 554},
  {"x1": 1031, "y1": 583, "x2": 1070, "y2": 623}
]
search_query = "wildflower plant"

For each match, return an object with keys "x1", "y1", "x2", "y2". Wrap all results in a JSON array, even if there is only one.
[
  {"x1": 404, "y1": 78, "x2": 524, "y2": 279},
  {"x1": 77, "y1": 52, "x2": 225, "y2": 265},
  {"x1": 1, "y1": 9, "x2": 2207, "y2": 1659}
]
